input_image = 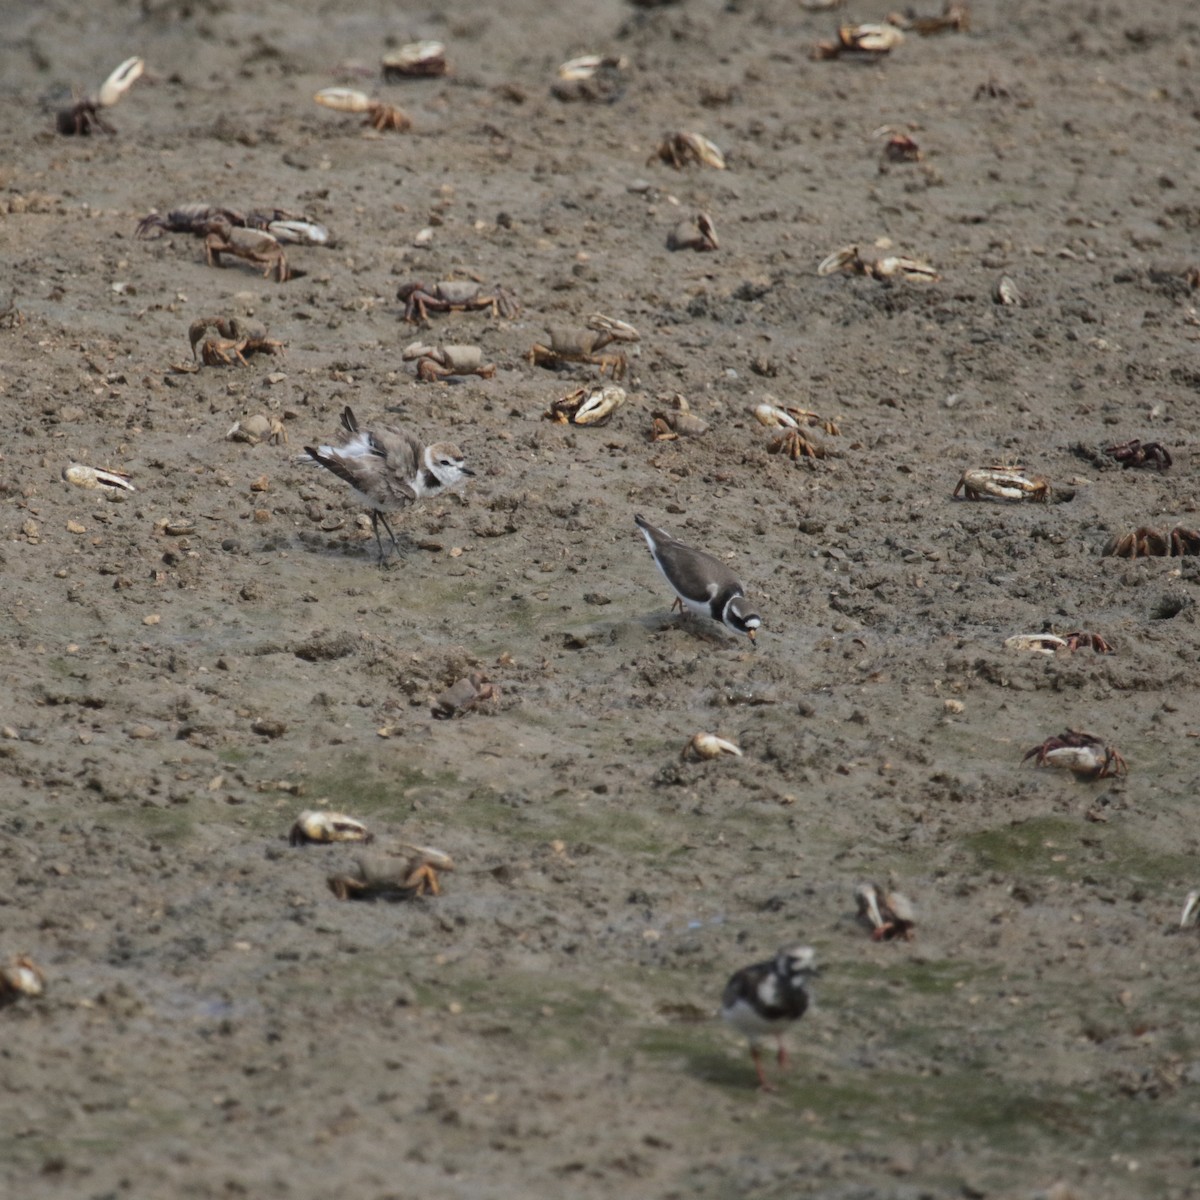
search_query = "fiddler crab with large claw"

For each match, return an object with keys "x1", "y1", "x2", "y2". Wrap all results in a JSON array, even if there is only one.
[
  {"x1": 528, "y1": 314, "x2": 640, "y2": 380},
  {"x1": 203, "y1": 220, "x2": 290, "y2": 282},
  {"x1": 651, "y1": 132, "x2": 725, "y2": 170},
  {"x1": 289, "y1": 810, "x2": 374, "y2": 847},
  {"x1": 1023, "y1": 730, "x2": 1127, "y2": 781},
  {"x1": 1004, "y1": 631, "x2": 1114, "y2": 655},
  {"x1": 402, "y1": 342, "x2": 496, "y2": 382},
  {"x1": 189, "y1": 316, "x2": 284, "y2": 367},
  {"x1": 681, "y1": 732, "x2": 743, "y2": 761},
  {"x1": 1104, "y1": 439, "x2": 1172, "y2": 471},
  {"x1": 398, "y1": 280, "x2": 520, "y2": 323},
  {"x1": 813, "y1": 23, "x2": 905, "y2": 61},
  {"x1": 314, "y1": 87, "x2": 411, "y2": 132},
  {"x1": 382, "y1": 41, "x2": 448, "y2": 79},
  {"x1": 650, "y1": 394, "x2": 708, "y2": 440},
  {"x1": 545, "y1": 384, "x2": 627, "y2": 427},
  {"x1": 56, "y1": 56, "x2": 143, "y2": 135},
  {"x1": 819, "y1": 243, "x2": 938, "y2": 282},
  {"x1": 0, "y1": 956, "x2": 46, "y2": 1004},
  {"x1": 754, "y1": 402, "x2": 840, "y2": 460},
  {"x1": 328, "y1": 846, "x2": 454, "y2": 900},
  {"x1": 953, "y1": 466, "x2": 1051, "y2": 503},
  {"x1": 855, "y1": 882, "x2": 916, "y2": 942},
  {"x1": 1104, "y1": 526, "x2": 1200, "y2": 558},
  {"x1": 136, "y1": 204, "x2": 330, "y2": 246}
]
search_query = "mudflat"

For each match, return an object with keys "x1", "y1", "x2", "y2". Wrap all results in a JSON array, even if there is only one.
[{"x1": 2, "y1": 2, "x2": 1199, "y2": 1197}]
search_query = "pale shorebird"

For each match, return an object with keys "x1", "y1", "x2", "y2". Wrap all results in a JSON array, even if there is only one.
[{"x1": 303, "y1": 406, "x2": 473, "y2": 561}]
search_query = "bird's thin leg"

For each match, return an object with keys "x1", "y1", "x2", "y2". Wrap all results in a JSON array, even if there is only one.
[
  {"x1": 777, "y1": 1037, "x2": 789, "y2": 1069},
  {"x1": 372, "y1": 510, "x2": 402, "y2": 562},
  {"x1": 752, "y1": 1045, "x2": 776, "y2": 1092},
  {"x1": 671, "y1": 596, "x2": 684, "y2": 614}
]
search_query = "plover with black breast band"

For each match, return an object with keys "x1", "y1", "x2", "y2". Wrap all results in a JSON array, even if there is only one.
[
  {"x1": 721, "y1": 944, "x2": 819, "y2": 1091},
  {"x1": 634, "y1": 513, "x2": 761, "y2": 642},
  {"x1": 302, "y1": 406, "x2": 473, "y2": 562}
]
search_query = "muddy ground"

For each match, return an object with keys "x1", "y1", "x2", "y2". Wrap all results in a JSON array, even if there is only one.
[{"x1": 2, "y1": 0, "x2": 1200, "y2": 1196}]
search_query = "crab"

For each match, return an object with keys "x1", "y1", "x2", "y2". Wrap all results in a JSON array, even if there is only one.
[
  {"x1": 189, "y1": 316, "x2": 284, "y2": 366},
  {"x1": 992, "y1": 275, "x2": 1023, "y2": 306},
  {"x1": 650, "y1": 394, "x2": 708, "y2": 440},
  {"x1": 432, "y1": 672, "x2": 499, "y2": 718},
  {"x1": 381, "y1": 40, "x2": 448, "y2": 79},
  {"x1": 0, "y1": 956, "x2": 46, "y2": 1004},
  {"x1": 1005, "y1": 631, "x2": 1114, "y2": 655},
  {"x1": 953, "y1": 467, "x2": 1051, "y2": 503},
  {"x1": 313, "y1": 87, "x2": 411, "y2": 132},
  {"x1": 890, "y1": 2, "x2": 970, "y2": 35},
  {"x1": 754, "y1": 402, "x2": 839, "y2": 459},
  {"x1": 227, "y1": 414, "x2": 288, "y2": 445},
  {"x1": 1022, "y1": 729, "x2": 1127, "y2": 781},
  {"x1": 402, "y1": 342, "x2": 496, "y2": 382},
  {"x1": 203, "y1": 220, "x2": 290, "y2": 282},
  {"x1": 681, "y1": 732, "x2": 743, "y2": 761},
  {"x1": 818, "y1": 243, "x2": 939, "y2": 282},
  {"x1": 56, "y1": 56, "x2": 143, "y2": 135},
  {"x1": 136, "y1": 204, "x2": 246, "y2": 238},
  {"x1": 528, "y1": 315, "x2": 640, "y2": 380},
  {"x1": 667, "y1": 212, "x2": 719, "y2": 252},
  {"x1": 552, "y1": 54, "x2": 628, "y2": 103},
  {"x1": 855, "y1": 882, "x2": 916, "y2": 942},
  {"x1": 880, "y1": 132, "x2": 923, "y2": 163},
  {"x1": 1104, "y1": 439, "x2": 1172, "y2": 471},
  {"x1": 545, "y1": 384, "x2": 627, "y2": 427},
  {"x1": 289, "y1": 810, "x2": 374, "y2": 847},
  {"x1": 328, "y1": 846, "x2": 454, "y2": 900},
  {"x1": 63, "y1": 463, "x2": 136, "y2": 492},
  {"x1": 1104, "y1": 526, "x2": 1200, "y2": 558},
  {"x1": 814, "y1": 23, "x2": 905, "y2": 60},
  {"x1": 651, "y1": 131, "x2": 726, "y2": 170},
  {"x1": 398, "y1": 279, "x2": 520, "y2": 323}
]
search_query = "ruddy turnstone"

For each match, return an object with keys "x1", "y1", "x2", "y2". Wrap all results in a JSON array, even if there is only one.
[
  {"x1": 721, "y1": 944, "x2": 818, "y2": 1091},
  {"x1": 634, "y1": 513, "x2": 761, "y2": 642},
  {"x1": 303, "y1": 406, "x2": 473, "y2": 561}
]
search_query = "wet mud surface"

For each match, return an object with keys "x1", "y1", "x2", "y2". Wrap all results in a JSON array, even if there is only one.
[{"x1": 2, "y1": 1, "x2": 1200, "y2": 1197}]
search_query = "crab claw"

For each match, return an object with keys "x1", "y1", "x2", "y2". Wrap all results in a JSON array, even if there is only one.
[
  {"x1": 1181, "y1": 890, "x2": 1200, "y2": 930},
  {"x1": 95, "y1": 56, "x2": 144, "y2": 107}
]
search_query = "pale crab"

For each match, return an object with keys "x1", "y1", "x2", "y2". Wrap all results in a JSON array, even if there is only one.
[
  {"x1": 667, "y1": 212, "x2": 719, "y2": 252},
  {"x1": 651, "y1": 131, "x2": 726, "y2": 170},
  {"x1": 398, "y1": 280, "x2": 520, "y2": 323},
  {"x1": 545, "y1": 384, "x2": 627, "y2": 427},
  {"x1": 382, "y1": 41, "x2": 448, "y2": 80},
  {"x1": 1004, "y1": 631, "x2": 1115, "y2": 655},
  {"x1": 650, "y1": 394, "x2": 708, "y2": 440},
  {"x1": 204, "y1": 220, "x2": 290, "y2": 282},
  {"x1": 818, "y1": 243, "x2": 939, "y2": 282},
  {"x1": 681, "y1": 732, "x2": 743, "y2": 761},
  {"x1": 402, "y1": 341, "x2": 496, "y2": 382},
  {"x1": 855, "y1": 882, "x2": 916, "y2": 942},
  {"x1": 432, "y1": 672, "x2": 499, "y2": 718},
  {"x1": 814, "y1": 23, "x2": 905, "y2": 60},
  {"x1": 889, "y1": 2, "x2": 971, "y2": 35},
  {"x1": 0, "y1": 956, "x2": 46, "y2": 1004},
  {"x1": 289, "y1": 810, "x2": 374, "y2": 847},
  {"x1": 528, "y1": 314, "x2": 640, "y2": 380},
  {"x1": 754, "y1": 402, "x2": 840, "y2": 460},
  {"x1": 953, "y1": 467, "x2": 1051, "y2": 503},
  {"x1": 227, "y1": 414, "x2": 288, "y2": 446},
  {"x1": 56, "y1": 56, "x2": 143, "y2": 135},
  {"x1": 1104, "y1": 526, "x2": 1200, "y2": 558},
  {"x1": 328, "y1": 846, "x2": 454, "y2": 900},
  {"x1": 189, "y1": 316, "x2": 284, "y2": 366},
  {"x1": 1023, "y1": 729, "x2": 1127, "y2": 781},
  {"x1": 314, "y1": 87, "x2": 411, "y2": 132},
  {"x1": 63, "y1": 463, "x2": 136, "y2": 492}
]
